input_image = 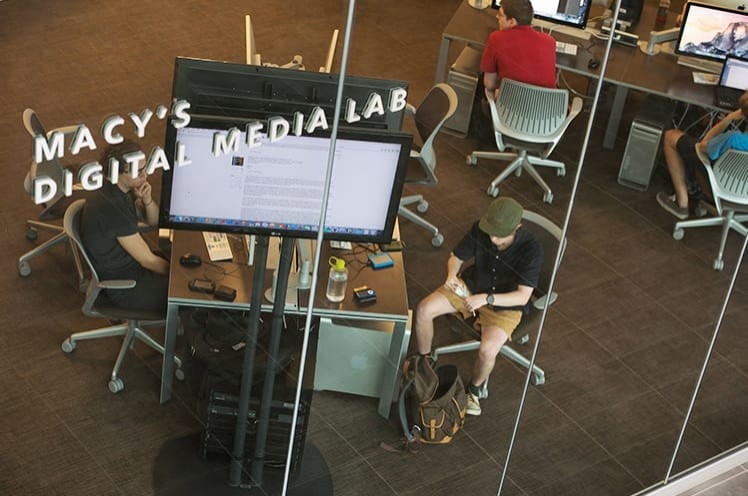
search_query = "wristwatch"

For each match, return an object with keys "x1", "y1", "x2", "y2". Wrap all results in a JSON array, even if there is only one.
[{"x1": 486, "y1": 294, "x2": 495, "y2": 305}]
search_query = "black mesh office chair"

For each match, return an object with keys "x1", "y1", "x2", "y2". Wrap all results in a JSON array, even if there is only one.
[
  {"x1": 399, "y1": 83, "x2": 458, "y2": 247},
  {"x1": 60, "y1": 199, "x2": 182, "y2": 393},
  {"x1": 18, "y1": 108, "x2": 86, "y2": 290},
  {"x1": 432, "y1": 210, "x2": 565, "y2": 388}
]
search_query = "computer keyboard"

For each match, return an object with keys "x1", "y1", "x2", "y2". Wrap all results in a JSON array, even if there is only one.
[
  {"x1": 555, "y1": 41, "x2": 578, "y2": 56},
  {"x1": 203, "y1": 231, "x2": 233, "y2": 261}
]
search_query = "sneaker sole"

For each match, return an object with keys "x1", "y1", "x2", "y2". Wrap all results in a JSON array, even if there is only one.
[
  {"x1": 656, "y1": 194, "x2": 688, "y2": 220},
  {"x1": 466, "y1": 408, "x2": 481, "y2": 416}
]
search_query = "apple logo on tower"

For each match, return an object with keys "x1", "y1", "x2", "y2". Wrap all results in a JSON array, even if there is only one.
[{"x1": 350, "y1": 353, "x2": 368, "y2": 371}]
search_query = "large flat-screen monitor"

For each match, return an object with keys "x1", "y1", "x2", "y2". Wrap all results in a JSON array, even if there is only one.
[
  {"x1": 676, "y1": 2, "x2": 748, "y2": 63},
  {"x1": 171, "y1": 57, "x2": 408, "y2": 132},
  {"x1": 159, "y1": 116, "x2": 413, "y2": 243},
  {"x1": 492, "y1": 0, "x2": 592, "y2": 30}
]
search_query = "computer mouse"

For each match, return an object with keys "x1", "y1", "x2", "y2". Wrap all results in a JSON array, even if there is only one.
[
  {"x1": 179, "y1": 253, "x2": 202, "y2": 267},
  {"x1": 588, "y1": 59, "x2": 600, "y2": 70}
]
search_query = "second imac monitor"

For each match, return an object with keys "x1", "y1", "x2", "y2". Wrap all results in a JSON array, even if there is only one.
[
  {"x1": 492, "y1": 0, "x2": 592, "y2": 31},
  {"x1": 676, "y1": 2, "x2": 748, "y2": 71}
]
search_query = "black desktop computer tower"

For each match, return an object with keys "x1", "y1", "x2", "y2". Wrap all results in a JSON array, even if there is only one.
[
  {"x1": 201, "y1": 388, "x2": 311, "y2": 473},
  {"x1": 618, "y1": 95, "x2": 674, "y2": 191}
]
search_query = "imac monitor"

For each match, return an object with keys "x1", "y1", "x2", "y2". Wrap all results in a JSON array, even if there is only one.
[
  {"x1": 159, "y1": 116, "x2": 413, "y2": 244},
  {"x1": 675, "y1": 2, "x2": 748, "y2": 63},
  {"x1": 491, "y1": 0, "x2": 592, "y2": 30}
]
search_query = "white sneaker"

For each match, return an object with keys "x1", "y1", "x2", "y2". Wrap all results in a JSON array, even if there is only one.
[{"x1": 466, "y1": 392, "x2": 481, "y2": 416}]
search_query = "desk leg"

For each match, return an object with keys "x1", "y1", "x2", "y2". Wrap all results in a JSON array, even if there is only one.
[
  {"x1": 160, "y1": 302, "x2": 179, "y2": 404},
  {"x1": 434, "y1": 35, "x2": 451, "y2": 85},
  {"x1": 603, "y1": 85, "x2": 629, "y2": 150},
  {"x1": 377, "y1": 320, "x2": 408, "y2": 418}
]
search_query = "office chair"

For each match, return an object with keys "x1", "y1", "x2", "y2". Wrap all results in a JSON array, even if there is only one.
[
  {"x1": 467, "y1": 79, "x2": 582, "y2": 204},
  {"x1": 399, "y1": 83, "x2": 458, "y2": 247},
  {"x1": 60, "y1": 199, "x2": 183, "y2": 393},
  {"x1": 18, "y1": 108, "x2": 86, "y2": 291},
  {"x1": 432, "y1": 210, "x2": 565, "y2": 388},
  {"x1": 672, "y1": 147, "x2": 748, "y2": 271}
]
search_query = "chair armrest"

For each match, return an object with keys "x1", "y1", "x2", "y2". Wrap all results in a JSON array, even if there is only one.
[
  {"x1": 533, "y1": 291, "x2": 558, "y2": 310},
  {"x1": 98, "y1": 279, "x2": 137, "y2": 290},
  {"x1": 569, "y1": 96, "x2": 583, "y2": 119},
  {"x1": 47, "y1": 125, "x2": 78, "y2": 139}
]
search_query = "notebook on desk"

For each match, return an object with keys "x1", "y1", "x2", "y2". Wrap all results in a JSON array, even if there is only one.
[{"x1": 715, "y1": 56, "x2": 748, "y2": 109}]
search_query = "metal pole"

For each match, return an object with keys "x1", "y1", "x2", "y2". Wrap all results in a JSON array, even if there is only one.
[{"x1": 228, "y1": 236, "x2": 269, "y2": 486}]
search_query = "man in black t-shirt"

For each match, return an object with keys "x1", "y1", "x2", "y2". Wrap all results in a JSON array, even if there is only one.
[
  {"x1": 80, "y1": 140, "x2": 169, "y2": 312},
  {"x1": 414, "y1": 197, "x2": 543, "y2": 416}
]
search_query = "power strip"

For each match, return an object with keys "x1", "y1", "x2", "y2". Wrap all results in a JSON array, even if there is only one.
[
  {"x1": 555, "y1": 41, "x2": 578, "y2": 55},
  {"x1": 599, "y1": 25, "x2": 639, "y2": 47}
]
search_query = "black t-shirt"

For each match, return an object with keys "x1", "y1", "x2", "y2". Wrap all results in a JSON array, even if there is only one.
[
  {"x1": 453, "y1": 221, "x2": 543, "y2": 312},
  {"x1": 80, "y1": 182, "x2": 141, "y2": 280}
]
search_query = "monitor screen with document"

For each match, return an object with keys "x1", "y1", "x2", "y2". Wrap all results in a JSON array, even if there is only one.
[{"x1": 159, "y1": 116, "x2": 412, "y2": 244}]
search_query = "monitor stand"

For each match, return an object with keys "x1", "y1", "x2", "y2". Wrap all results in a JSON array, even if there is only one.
[
  {"x1": 677, "y1": 55, "x2": 724, "y2": 74},
  {"x1": 532, "y1": 18, "x2": 592, "y2": 41}
]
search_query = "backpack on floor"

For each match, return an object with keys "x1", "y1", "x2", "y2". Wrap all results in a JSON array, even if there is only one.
[{"x1": 398, "y1": 354, "x2": 467, "y2": 445}]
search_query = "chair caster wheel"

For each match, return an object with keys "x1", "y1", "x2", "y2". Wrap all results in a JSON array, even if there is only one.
[
  {"x1": 517, "y1": 334, "x2": 529, "y2": 345},
  {"x1": 61, "y1": 338, "x2": 76, "y2": 353},
  {"x1": 175, "y1": 368, "x2": 185, "y2": 381},
  {"x1": 18, "y1": 262, "x2": 31, "y2": 277},
  {"x1": 108, "y1": 378, "x2": 124, "y2": 393},
  {"x1": 487, "y1": 186, "x2": 499, "y2": 198},
  {"x1": 417, "y1": 200, "x2": 429, "y2": 213},
  {"x1": 557, "y1": 167, "x2": 566, "y2": 177},
  {"x1": 467, "y1": 155, "x2": 477, "y2": 166},
  {"x1": 543, "y1": 192, "x2": 554, "y2": 204},
  {"x1": 713, "y1": 259, "x2": 724, "y2": 271},
  {"x1": 672, "y1": 228, "x2": 684, "y2": 241},
  {"x1": 25, "y1": 227, "x2": 38, "y2": 241},
  {"x1": 431, "y1": 233, "x2": 444, "y2": 247},
  {"x1": 530, "y1": 374, "x2": 545, "y2": 386}
]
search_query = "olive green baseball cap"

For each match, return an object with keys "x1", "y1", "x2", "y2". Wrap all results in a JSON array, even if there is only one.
[{"x1": 479, "y1": 197, "x2": 523, "y2": 237}]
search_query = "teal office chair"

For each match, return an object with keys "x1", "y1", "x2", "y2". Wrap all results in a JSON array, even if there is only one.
[
  {"x1": 432, "y1": 210, "x2": 565, "y2": 389},
  {"x1": 60, "y1": 199, "x2": 183, "y2": 393},
  {"x1": 399, "y1": 83, "x2": 458, "y2": 247},
  {"x1": 672, "y1": 147, "x2": 748, "y2": 271},
  {"x1": 18, "y1": 108, "x2": 86, "y2": 290},
  {"x1": 467, "y1": 79, "x2": 582, "y2": 204}
]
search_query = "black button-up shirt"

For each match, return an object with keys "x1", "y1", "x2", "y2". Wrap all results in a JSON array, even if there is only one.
[{"x1": 453, "y1": 221, "x2": 543, "y2": 312}]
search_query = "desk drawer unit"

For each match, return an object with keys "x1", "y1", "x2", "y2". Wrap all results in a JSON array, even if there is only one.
[{"x1": 314, "y1": 311, "x2": 412, "y2": 398}]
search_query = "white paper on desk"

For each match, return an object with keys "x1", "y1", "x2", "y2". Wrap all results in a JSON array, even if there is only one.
[{"x1": 693, "y1": 72, "x2": 719, "y2": 85}]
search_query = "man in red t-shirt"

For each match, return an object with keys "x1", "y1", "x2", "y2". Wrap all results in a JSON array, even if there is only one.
[{"x1": 480, "y1": 0, "x2": 557, "y2": 93}]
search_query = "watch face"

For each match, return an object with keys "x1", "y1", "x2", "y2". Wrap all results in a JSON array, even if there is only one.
[{"x1": 486, "y1": 294, "x2": 494, "y2": 305}]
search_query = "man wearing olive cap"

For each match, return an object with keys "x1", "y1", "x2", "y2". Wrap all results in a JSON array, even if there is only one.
[{"x1": 414, "y1": 197, "x2": 543, "y2": 416}]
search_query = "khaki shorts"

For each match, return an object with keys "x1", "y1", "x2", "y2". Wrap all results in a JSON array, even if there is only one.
[{"x1": 438, "y1": 286, "x2": 523, "y2": 341}]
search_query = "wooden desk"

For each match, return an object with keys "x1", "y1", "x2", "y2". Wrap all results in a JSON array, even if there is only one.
[
  {"x1": 436, "y1": 2, "x2": 725, "y2": 148},
  {"x1": 159, "y1": 231, "x2": 410, "y2": 418}
]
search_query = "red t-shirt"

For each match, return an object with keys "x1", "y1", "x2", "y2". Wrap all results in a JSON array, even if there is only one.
[{"x1": 480, "y1": 25, "x2": 556, "y2": 88}]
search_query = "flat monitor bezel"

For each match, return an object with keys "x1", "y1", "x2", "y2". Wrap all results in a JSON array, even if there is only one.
[
  {"x1": 159, "y1": 115, "x2": 413, "y2": 244},
  {"x1": 171, "y1": 56, "x2": 408, "y2": 132},
  {"x1": 675, "y1": 2, "x2": 748, "y2": 63},
  {"x1": 491, "y1": 0, "x2": 592, "y2": 31}
]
